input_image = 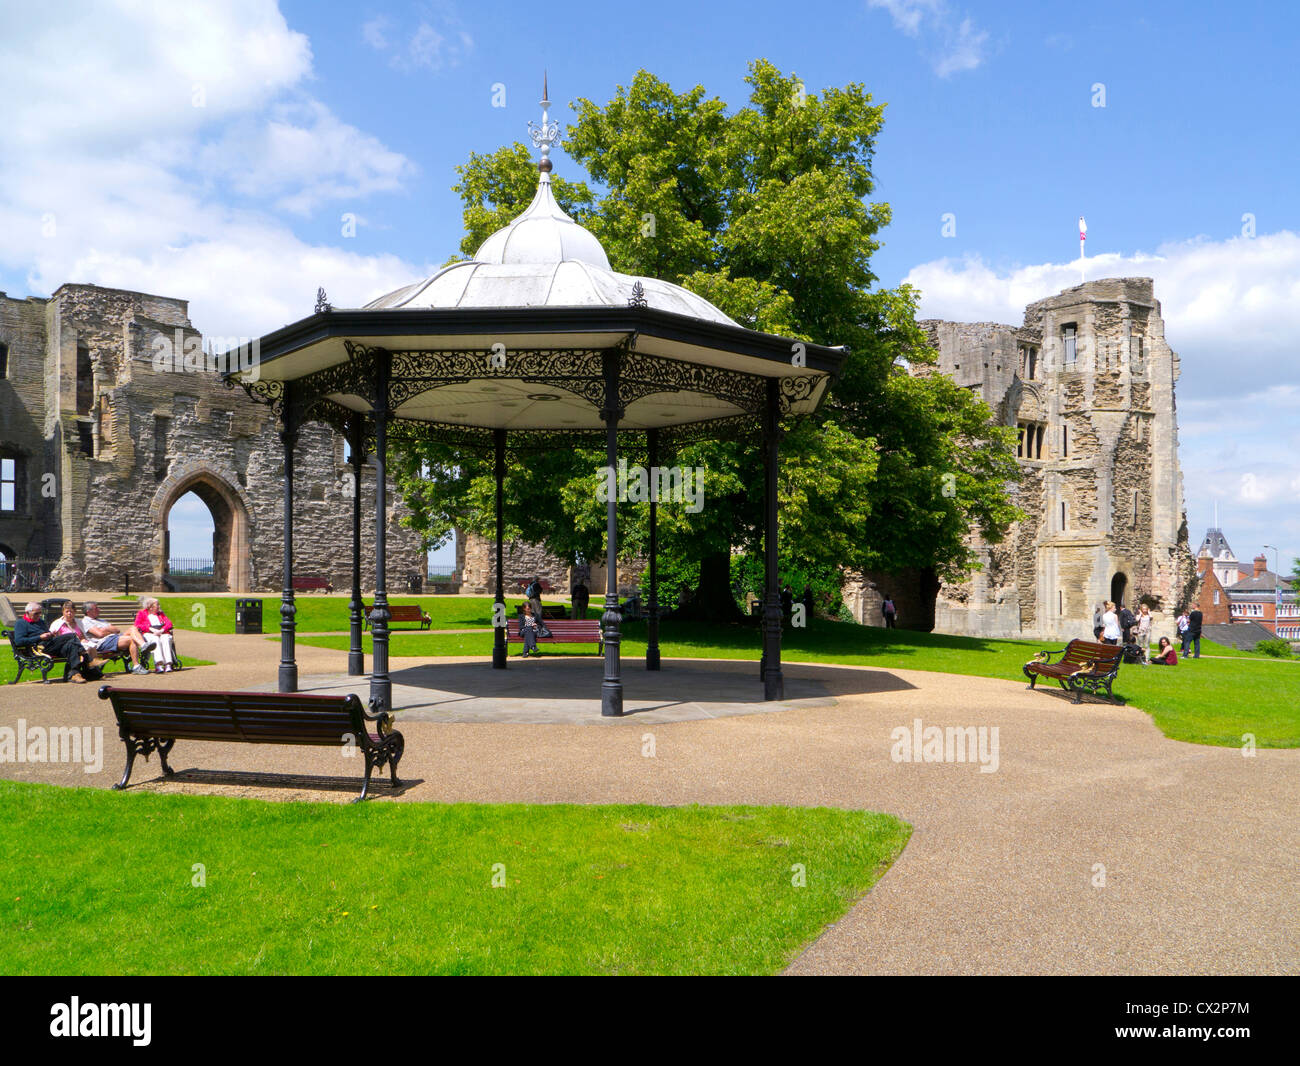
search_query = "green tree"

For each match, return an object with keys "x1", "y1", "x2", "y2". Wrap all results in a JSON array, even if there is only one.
[{"x1": 393, "y1": 61, "x2": 1019, "y2": 619}]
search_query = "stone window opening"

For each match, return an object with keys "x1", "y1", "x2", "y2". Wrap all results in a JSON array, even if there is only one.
[
  {"x1": 1061, "y1": 423, "x2": 1069, "y2": 458},
  {"x1": 1060, "y1": 500, "x2": 1067, "y2": 531},
  {"x1": 0, "y1": 454, "x2": 20, "y2": 512},
  {"x1": 153, "y1": 415, "x2": 169, "y2": 480},
  {"x1": 1131, "y1": 334, "x2": 1144, "y2": 371},
  {"x1": 1062, "y1": 324, "x2": 1077, "y2": 368},
  {"x1": 1020, "y1": 344, "x2": 1038, "y2": 380},
  {"x1": 1132, "y1": 489, "x2": 1139, "y2": 527},
  {"x1": 0, "y1": 341, "x2": 8, "y2": 379},
  {"x1": 76, "y1": 419, "x2": 94, "y2": 458},
  {"x1": 76, "y1": 343, "x2": 93, "y2": 416},
  {"x1": 1017, "y1": 421, "x2": 1046, "y2": 460}
]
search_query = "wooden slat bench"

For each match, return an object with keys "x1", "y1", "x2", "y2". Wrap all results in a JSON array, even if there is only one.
[
  {"x1": 4, "y1": 626, "x2": 58, "y2": 683},
  {"x1": 292, "y1": 576, "x2": 334, "y2": 593},
  {"x1": 1023, "y1": 639, "x2": 1124, "y2": 703},
  {"x1": 97, "y1": 686, "x2": 404, "y2": 801},
  {"x1": 506, "y1": 618, "x2": 603, "y2": 653},
  {"x1": 364, "y1": 603, "x2": 432, "y2": 630}
]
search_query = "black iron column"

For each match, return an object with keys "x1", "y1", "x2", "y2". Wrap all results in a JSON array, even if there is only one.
[
  {"x1": 369, "y1": 351, "x2": 392, "y2": 712},
  {"x1": 492, "y1": 427, "x2": 507, "y2": 669},
  {"x1": 278, "y1": 388, "x2": 299, "y2": 693},
  {"x1": 601, "y1": 349, "x2": 624, "y2": 716},
  {"x1": 646, "y1": 428, "x2": 660, "y2": 671},
  {"x1": 762, "y1": 378, "x2": 784, "y2": 700},
  {"x1": 346, "y1": 414, "x2": 365, "y2": 677}
]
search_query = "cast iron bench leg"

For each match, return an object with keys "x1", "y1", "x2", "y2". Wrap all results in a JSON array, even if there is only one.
[
  {"x1": 158, "y1": 738, "x2": 176, "y2": 777},
  {"x1": 357, "y1": 750, "x2": 376, "y2": 803},
  {"x1": 114, "y1": 740, "x2": 139, "y2": 790}
]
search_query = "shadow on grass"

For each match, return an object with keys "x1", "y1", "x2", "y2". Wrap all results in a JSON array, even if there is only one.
[{"x1": 132, "y1": 767, "x2": 420, "y2": 798}]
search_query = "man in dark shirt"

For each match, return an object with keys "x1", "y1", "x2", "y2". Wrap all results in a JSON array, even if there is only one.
[
  {"x1": 1188, "y1": 607, "x2": 1203, "y2": 659},
  {"x1": 12, "y1": 602, "x2": 90, "y2": 682}
]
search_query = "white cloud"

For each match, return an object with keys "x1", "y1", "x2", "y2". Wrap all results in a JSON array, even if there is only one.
[
  {"x1": 363, "y1": 10, "x2": 474, "y2": 73},
  {"x1": 0, "y1": 1, "x2": 430, "y2": 338},
  {"x1": 903, "y1": 233, "x2": 1300, "y2": 572},
  {"x1": 867, "y1": 0, "x2": 989, "y2": 77}
]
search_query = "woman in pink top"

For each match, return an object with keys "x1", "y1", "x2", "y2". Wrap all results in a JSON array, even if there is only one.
[{"x1": 135, "y1": 597, "x2": 178, "y2": 672}]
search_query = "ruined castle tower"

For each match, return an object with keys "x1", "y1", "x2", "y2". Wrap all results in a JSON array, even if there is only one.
[
  {"x1": 0, "y1": 283, "x2": 424, "y2": 592},
  {"x1": 921, "y1": 277, "x2": 1196, "y2": 641}
]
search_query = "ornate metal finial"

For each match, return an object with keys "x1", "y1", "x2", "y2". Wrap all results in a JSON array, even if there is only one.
[
  {"x1": 315, "y1": 287, "x2": 331, "y2": 313},
  {"x1": 528, "y1": 71, "x2": 559, "y2": 176},
  {"x1": 628, "y1": 281, "x2": 648, "y2": 308}
]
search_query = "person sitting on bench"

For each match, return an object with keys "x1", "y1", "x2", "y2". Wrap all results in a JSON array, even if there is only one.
[
  {"x1": 25, "y1": 602, "x2": 94, "y2": 683},
  {"x1": 517, "y1": 603, "x2": 540, "y2": 657},
  {"x1": 135, "y1": 597, "x2": 178, "y2": 673},
  {"x1": 81, "y1": 600, "x2": 148, "y2": 674}
]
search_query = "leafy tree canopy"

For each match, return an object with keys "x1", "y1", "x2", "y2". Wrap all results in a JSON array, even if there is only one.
[{"x1": 393, "y1": 60, "x2": 1019, "y2": 614}]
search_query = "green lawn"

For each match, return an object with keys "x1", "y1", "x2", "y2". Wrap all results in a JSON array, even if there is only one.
[
  {"x1": 0, "y1": 780, "x2": 909, "y2": 976},
  {"x1": 294, "y1": 618, "x2": 1300, "y2": 749},
  {"x1": 156, "y1": 594, "x2": 515, "y2": 634}
]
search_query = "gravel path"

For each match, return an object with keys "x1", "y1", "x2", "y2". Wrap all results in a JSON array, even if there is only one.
[{"x1": 2, "y1": 627, "x2": 1294, "y2": 975}]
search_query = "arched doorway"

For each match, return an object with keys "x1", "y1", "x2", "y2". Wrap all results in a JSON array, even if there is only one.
[
  {"x1": 165, "y1": 490, "x2": 218, "y2": 590},
  {"x1": 1110, "y1": 572, "x2": 1128, "y2": 608},
  {"x1": 150, "y1": 469, "x2": 253, "y2": 592}
]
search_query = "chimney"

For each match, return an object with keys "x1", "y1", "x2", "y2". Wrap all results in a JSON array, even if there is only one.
[
  {"x1": 1254, "y1": 554, "x2": 1268, "y2": 578},
  {"x1": 1197, "y1": 553, "x2": 1212, "y2": 575}
]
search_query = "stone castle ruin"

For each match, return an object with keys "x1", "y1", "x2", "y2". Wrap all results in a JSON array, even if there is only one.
[
  {"x1": 1, "y1": 276, "x2": 1195, "y2": 627},
  {"x1": 0, "y1": 283, "x2": 425, "y2": 593},
  {"x1": 872, "y1": 276, "x2": 1197, "y2": 640}
]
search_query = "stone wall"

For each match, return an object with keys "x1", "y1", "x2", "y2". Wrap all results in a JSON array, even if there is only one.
[
  {"x1": 0, "y1": 283, "x2": 425, "y2": 593},
  {"x1": 922, "y1": 278, "x2": 1195, "y2": 642}
]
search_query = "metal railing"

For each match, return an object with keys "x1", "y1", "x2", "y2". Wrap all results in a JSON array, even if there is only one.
[
  {"x1": 0, "y1": 557, "x2": 60, "y2": 594},
  {"x1": 166, "y1": 557, "x2": 215, "y2": 577}
]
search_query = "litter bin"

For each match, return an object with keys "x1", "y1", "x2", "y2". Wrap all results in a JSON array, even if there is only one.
[{"x1": 235, "y1": 598, "x2": 263, "y2": 634}]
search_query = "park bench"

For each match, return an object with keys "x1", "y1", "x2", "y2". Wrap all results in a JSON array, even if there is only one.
[
  {"x1": 97, "y1": 686, "x2": 404, "y2": 801},
  {"x1": 364, "y1": 603, "x2": 432, "y2": 630},
  {"x1": 292, "y1": 575, "x2": 334, "y2": 593},
  {"x1": 506, "y1": 617, "x2": 603, "y2": 653},
  {"x1": 1023, "y1": 639, "x2": 1124, "y2": 704},
  {"x1": 4, "y1": 625, "x2": 58, "y2": 683}
]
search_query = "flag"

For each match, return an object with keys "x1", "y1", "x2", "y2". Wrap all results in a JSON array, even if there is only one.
[{"x1": 1079, "y1": 216, "x2": 1087, "y2": 242}]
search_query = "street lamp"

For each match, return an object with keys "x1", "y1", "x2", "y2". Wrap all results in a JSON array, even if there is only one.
[{"x1": 1263, "y1": 545, "x2": 1279, "y2": 575}]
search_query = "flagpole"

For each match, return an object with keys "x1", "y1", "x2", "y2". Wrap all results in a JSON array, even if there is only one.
[{"x1": 1078, "y1": 216, "x2": 1087, "y2": 285}]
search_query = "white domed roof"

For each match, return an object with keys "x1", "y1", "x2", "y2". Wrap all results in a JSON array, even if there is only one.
[
  {"x1": 364, "y1": 89, "x2": 737, "y2": 327},
  {"x1": 473, "y1": 175, "x2": 610, "y2": 270}
]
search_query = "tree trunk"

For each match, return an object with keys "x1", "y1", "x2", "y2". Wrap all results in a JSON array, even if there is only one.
[{"x1": 693, "y1": 549, "x2": 743, "y2": 622}]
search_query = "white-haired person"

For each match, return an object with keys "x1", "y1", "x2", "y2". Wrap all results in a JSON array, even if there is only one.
[{"x1": 133, "y1": 597, "x2": 178, "y2": 673}]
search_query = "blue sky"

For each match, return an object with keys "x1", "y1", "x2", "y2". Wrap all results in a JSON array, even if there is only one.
[{"x1": 2, "y1": 0, "x2": 1296, "y2": 573}]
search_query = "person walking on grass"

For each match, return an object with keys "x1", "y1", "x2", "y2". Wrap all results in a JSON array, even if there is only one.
[
  {"x1": 1136, "y1": 603, "x2": 1153, "y2": 663},
  {"x1": 1101, "y1": 601, "x2": 1121, "y2": 645},
  {"x1": 881, "y1": 595, "x2": 897, "y2": 629},
  {"x1": 1176, "y1": 608, "x2": 1191, "y2": 657},
  {"x1": 1188, "y1": 606, "x2": 1203, "y2": 659}
]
